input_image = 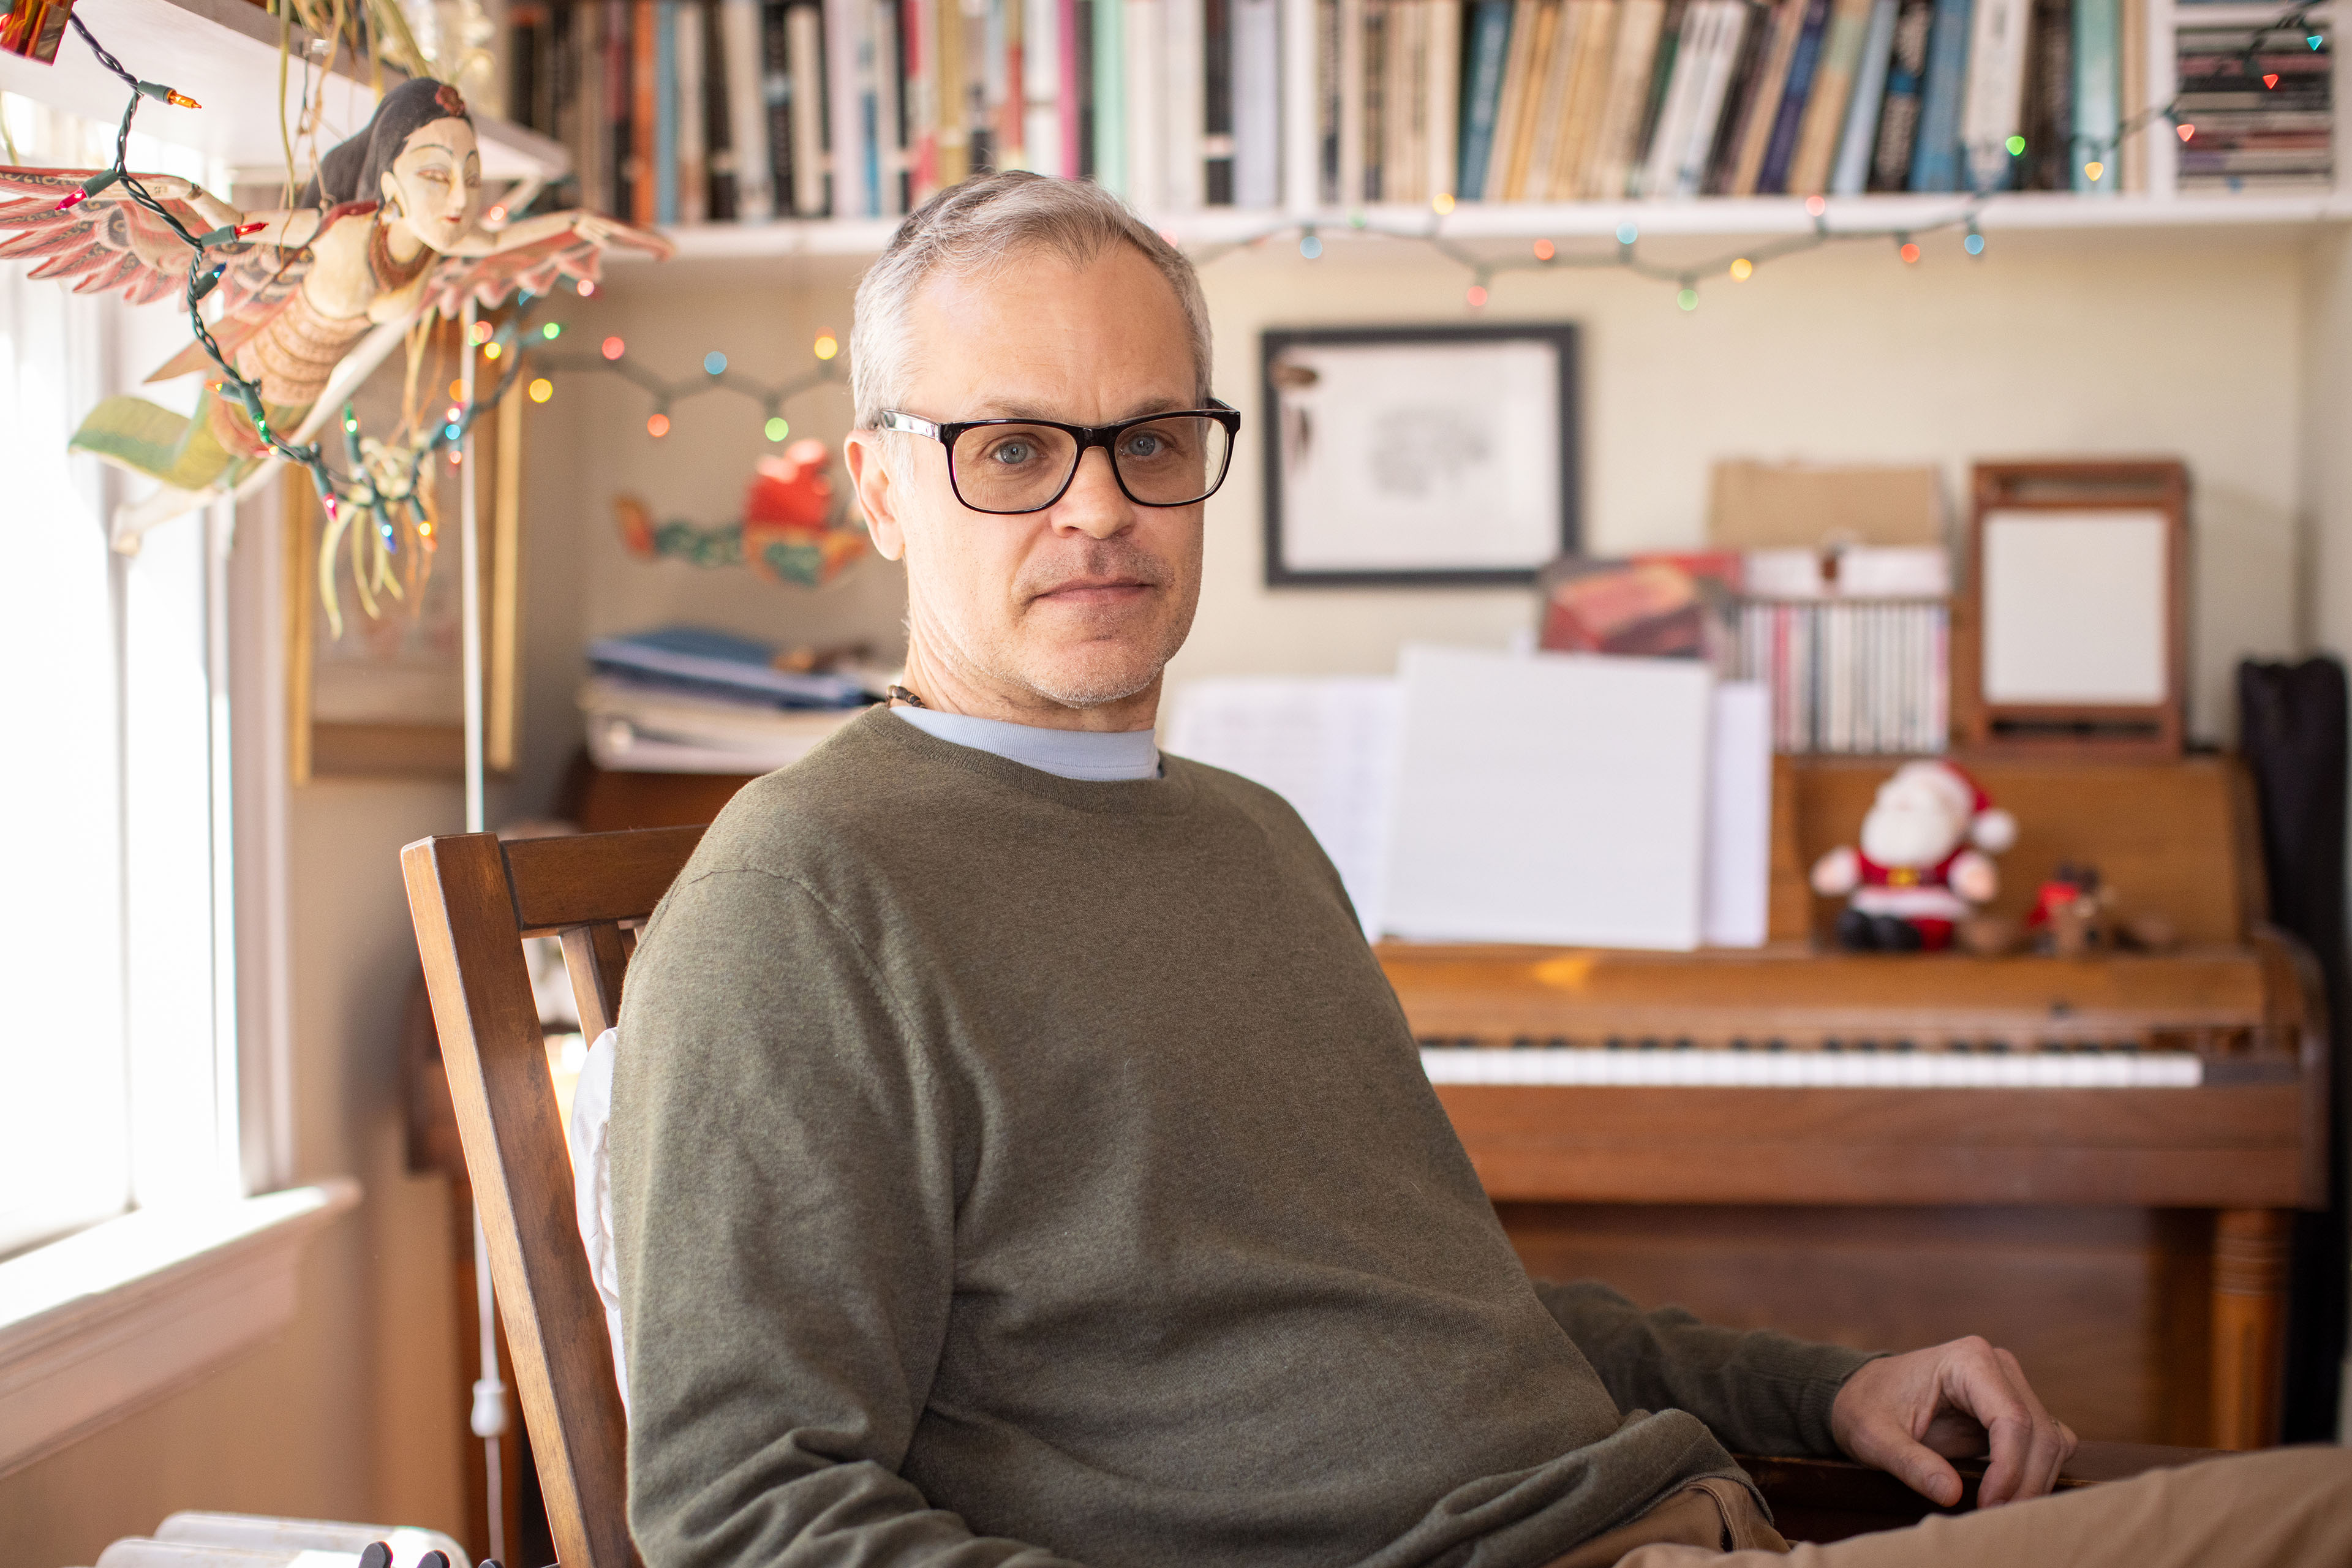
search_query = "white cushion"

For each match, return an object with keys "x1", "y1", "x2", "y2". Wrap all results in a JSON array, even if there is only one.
[{"x1": 567, "y1": 1027, "x2": 628, "y2": 1414}]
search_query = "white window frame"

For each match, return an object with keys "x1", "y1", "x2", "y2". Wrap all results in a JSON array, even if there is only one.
[{"x1": 0, "y1": 94, "x2": 353, "y2": 1480}]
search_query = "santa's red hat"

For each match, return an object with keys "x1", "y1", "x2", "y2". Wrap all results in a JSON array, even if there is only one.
[{"x1": 1892, "y1": 760, "x2": 2018, "y2": 854}]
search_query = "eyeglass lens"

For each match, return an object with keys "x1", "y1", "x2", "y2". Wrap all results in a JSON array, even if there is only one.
[{"x1": 949, "y1": 416, "x2": 1232, "y2": 513}]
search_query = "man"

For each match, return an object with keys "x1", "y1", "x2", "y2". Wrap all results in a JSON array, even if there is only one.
[{"x1": 611, "y1": 172, "x2": 2350, "y2": 1568}]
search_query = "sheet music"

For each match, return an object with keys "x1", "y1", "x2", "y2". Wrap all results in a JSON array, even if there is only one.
[
  {"x1": 1164, "y1": 677, "x2": 1404, "y2": 937},
  {"x1": 1702, "y1": 683, "x2": 1771, "y2": 948},
  {"x1": 1384, "y1": 646, "x2": 1716, "y2": 951}
]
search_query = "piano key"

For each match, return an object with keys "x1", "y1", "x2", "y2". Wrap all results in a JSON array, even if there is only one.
[{"x1": 1419, "y1": 1046, "x2": 2204, "y2": 1088}]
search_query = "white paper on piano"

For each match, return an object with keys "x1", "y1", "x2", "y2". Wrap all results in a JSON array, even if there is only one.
[
  {"x1": 1164, "y1": 676, "x2": 1404, "y2": 937},
  {"x1": 1384, "y1": 645, "x2": 1715, "y2": 950},
  {"x1": 1702, "y1": 682, "x2": 1771, "y2": 948}
]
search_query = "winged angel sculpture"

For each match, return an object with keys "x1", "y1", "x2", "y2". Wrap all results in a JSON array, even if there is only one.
[{"x1": 0, "y1": 77, "x2": 673, "y2": 552}]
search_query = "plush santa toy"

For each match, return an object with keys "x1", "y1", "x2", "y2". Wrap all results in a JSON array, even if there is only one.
[{"x1": 1810, "y1": 760, "x2": 2018, "y2": 951}]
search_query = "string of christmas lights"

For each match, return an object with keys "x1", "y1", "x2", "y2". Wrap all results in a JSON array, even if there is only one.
[
  {"x1": 518, "y1": 326, "x2": 845, "y2": 439},
  {"x1": 1185, "y1": 0, "x2": 2327, "y2": 309}
]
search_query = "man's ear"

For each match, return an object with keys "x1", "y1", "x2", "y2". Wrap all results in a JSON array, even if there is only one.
[{"x1": 843, "y1": 429, "x2": 908, "y2": 562}]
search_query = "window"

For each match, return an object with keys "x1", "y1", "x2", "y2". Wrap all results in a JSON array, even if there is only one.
[{"x1": 0, "y1": 95, "x2": 248, "y2": 1258}]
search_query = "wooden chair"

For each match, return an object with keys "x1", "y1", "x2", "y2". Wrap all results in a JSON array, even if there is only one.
[
  {"x1": 401, "y1": 824, "x2": 2217, "y2": 1568},
  {"x1": 404, "y1": 826, "x2": 706, "y2": 1568}
]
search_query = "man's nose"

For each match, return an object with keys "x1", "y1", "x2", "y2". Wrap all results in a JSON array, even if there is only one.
[{"x1": 1047, "y1": 446, "x2": 1134, "y2": 540}]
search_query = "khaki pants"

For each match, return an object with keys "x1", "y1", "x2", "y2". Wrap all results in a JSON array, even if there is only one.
[{"x1": 1569, "y1": 1447, "x2": 2352, "y2": 1568}]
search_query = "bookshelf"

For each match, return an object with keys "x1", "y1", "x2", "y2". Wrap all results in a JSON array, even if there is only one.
[
  {"x1": 519, "y1": 0, "x2": 2342, "y2": 270},
  {"x1": 0, "y1": 0, "x2": 567, "y2": 184}
]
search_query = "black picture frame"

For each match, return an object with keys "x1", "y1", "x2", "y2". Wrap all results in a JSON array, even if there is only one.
[{"x1": 1259, "y1": 322, "x2": 1581, "y2": 589}]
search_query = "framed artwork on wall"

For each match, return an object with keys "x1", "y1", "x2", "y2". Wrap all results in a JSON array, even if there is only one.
[
  {"x1": 1951, "y1": 460, "x2": 2188, "y2": 759},
  {"x1": 1260, "y1": 323, "x2": 1580, "y2": 587},
  {"x1": 284, "y1": 374, "x2": 526, "y2": 782}
]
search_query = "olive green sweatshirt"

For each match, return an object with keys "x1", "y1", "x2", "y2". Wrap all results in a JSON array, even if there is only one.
[{"x1": 611, "y1": 708, "x2": 1871, "y2": 1568}]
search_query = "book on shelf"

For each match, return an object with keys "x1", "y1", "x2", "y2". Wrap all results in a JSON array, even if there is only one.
[
  {"x1": 579, "y1": 676, "x2": 865, "y2": 772},
  {"x1": 586, "y1": 626, "x2": 879, "y2": 707},
  {"x1": 502, "y1": 0, "x2": 2334, "y2": 217}
]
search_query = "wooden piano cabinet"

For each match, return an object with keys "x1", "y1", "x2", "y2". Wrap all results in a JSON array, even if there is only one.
[
  {"x1": 1492, "y1": 1202, "x2": 2218, "y2": 1447},
  {"x1": 2211, "y1": 1208, "x2": 2293, "y2": 1450},
  {"x1": 1439, "y1": 1077, "x2": 2306, "y2": 1450}
]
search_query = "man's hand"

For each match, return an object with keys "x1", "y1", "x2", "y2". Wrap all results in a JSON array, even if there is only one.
[{"x1": 1829, "y1": 1336, "x2": 2078, "y2": 1509}]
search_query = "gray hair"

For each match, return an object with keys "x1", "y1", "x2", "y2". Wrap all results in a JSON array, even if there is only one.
[{"x1": 849, "y1": 172, "x2": 1214, "y2": 430}]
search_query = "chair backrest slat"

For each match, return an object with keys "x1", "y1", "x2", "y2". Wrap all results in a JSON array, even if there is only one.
[
  {"x1": 560, "y1": 921, "x2": 631, "y2": 1040},
  {"x1": 404, "y1": 825, "x2": 707, "y2": 1568},
  {"x1": 505, "y1": 826, "x2": 708, "y2": 933}
]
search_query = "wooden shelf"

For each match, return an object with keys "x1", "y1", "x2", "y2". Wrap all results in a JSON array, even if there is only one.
[
  {"x1": 0, "y1": 0, "x2": 565, "y2": 183},
  {"x1": 627, "y1": 189, "x2": 2351, "y2": 265}
]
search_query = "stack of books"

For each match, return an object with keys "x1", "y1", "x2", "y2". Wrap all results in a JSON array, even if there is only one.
[
  {"x1": 501, "y1": 0, "x2": 2231, "y2": 220},
  {"x1": 580, "y1": 626, "x2": 879, "y2": 774},
  {"x1": 2173, "y1": 11, "x2": 2333, "y2": 192}
]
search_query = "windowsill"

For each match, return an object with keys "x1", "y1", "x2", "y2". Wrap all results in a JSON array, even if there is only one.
[{"x1": 0, "y1": 1178, "x2": 361, "y2": 1479}]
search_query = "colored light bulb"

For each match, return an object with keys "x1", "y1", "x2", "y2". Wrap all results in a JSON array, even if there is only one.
[
  {"x1": 705, "y1": 350, "x2": 728, "y2": 375},
  {"x1": 1676, "y1": 287, "x2": 1699, "y2": 312},
  {"x1": 1466, "y1": 284, "x2": 1488, "y2": 308},
  {"x1": 765, "y1": 416, "x2": 789, "y2": 441},
  {"x1": 1616, "y1": 221, "x2": 1638, "y2": 245},
  {"x1": 2005, "y1": 134, "x2": 2026, "y2": 155},
  {"x1": 601, "y1": 336, "x2": 625, "y2": 360},
  {"x1": 542, "y1": 322, "x2": 563, "y2": 339},
  {"x1": 813, "y1": 333, "x2": 839, "y2": 361},
  {"x1": 528, "y1": 378, "x2": 554, "y2": 403},
  {"x1": 1432, "y1": 192, "x2": 1455, "y2": 214},
  {"x1": 1804, "y1": 195, "x2": 1826, "y2": 216},
  {"x1": 1533, "y1": 238, "x2": 1555, "y2": 261},
  {"x1": 1900, "y1": 241, "x2": 1921, "y2": 263},
  {"x1": 1729, "y1": 257, "x2": 1754, "y2": 281},
  {"x1": 647, "y1": 412, "x2": 671, "y2": 438},
  {"x1": 1300, "y1": 233, "x2": 1323, "y2": 259}
]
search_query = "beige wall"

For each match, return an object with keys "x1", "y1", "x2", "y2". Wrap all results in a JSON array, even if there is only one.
[
  {"x1": 7, "y1": 217, "x2": 2338, "y2": 1566},
  {"x1": 1, "y1": 780, "x2": 469, "y2": 1568},
  {"x1": 548, "y1": 227, "x2": 2310, "y2": 747}
]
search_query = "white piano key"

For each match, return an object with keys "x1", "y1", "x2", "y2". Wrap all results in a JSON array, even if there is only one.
[{"x1": 1419, "y1": 1048, "x2": 2205, "y2": 1088}]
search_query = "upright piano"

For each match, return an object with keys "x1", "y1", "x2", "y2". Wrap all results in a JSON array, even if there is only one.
[{"x1": 1378, "y1": 754, "x2": 2326, "y2": 1451}]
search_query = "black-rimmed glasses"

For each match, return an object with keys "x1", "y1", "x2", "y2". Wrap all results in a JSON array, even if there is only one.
[{"x1": 877, "y1": 400, "x2": 1242, "y2": 514}]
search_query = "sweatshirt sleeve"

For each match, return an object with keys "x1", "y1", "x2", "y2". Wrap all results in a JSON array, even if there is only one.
[
  {"x1": 611, "y1": 864, "x2": 1087, "y2": 1568},
  {"x1": 1531, "y1": 1278, "x2": 1879, "y2": 1459}
]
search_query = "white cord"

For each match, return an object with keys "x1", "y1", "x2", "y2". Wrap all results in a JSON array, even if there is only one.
[{"x1": 458, "y1": 298, "x2": 508, "y2": 1566}]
